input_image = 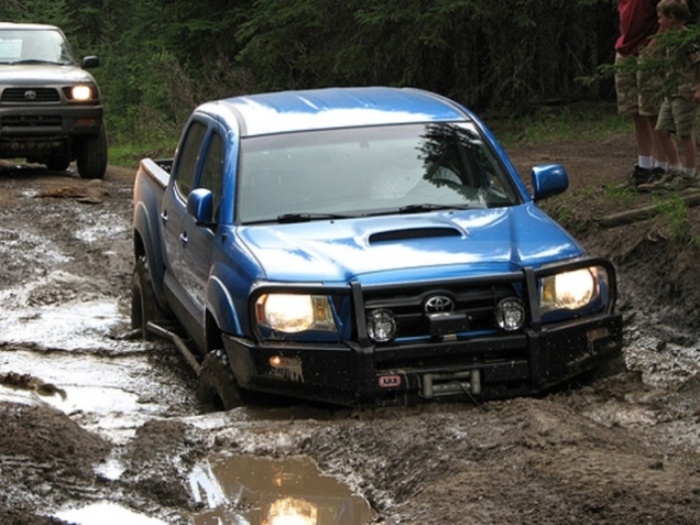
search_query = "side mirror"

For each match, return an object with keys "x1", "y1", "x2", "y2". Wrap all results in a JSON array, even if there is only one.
[
  {"x1": 81, "y1": 56, "x2": 100, "y2": 69},
  {"x1": 187, "y1": 188, "x2": 215, "y2": 226},
  {"x1": 531, "y1": 164, "x2": 568, "y2": 201}
]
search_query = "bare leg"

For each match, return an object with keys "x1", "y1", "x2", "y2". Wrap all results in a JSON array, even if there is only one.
[
  {"x1": 679, "y1": 133, "x2": 696, "y2": 173},
  {"x1": 656, "y1": 129, "x2": 680, "y2": 167},
  {"x1": 649, "y1": 117, "x2": 668, "y2": 164},
  {"x1": 633, "y1": 114, "x2": 654, "y2": 158}
]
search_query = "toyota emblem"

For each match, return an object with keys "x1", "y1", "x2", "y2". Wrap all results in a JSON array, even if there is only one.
[
  {"x1": 424, "y1": 295, "x2": 454, "y2": 314},
  {"x1": 24, "y1": 90, "x2": 37, "y2": 100}
]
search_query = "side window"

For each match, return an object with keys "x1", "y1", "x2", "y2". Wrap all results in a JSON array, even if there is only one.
[
  {"x1": 198, "y1": 132, "x2": 224, "y2": 220},
  {"x1": 174, "y1": 120, "x2": 207, "y2": 198}
]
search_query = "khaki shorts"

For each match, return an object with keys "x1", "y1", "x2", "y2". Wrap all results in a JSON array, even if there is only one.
[
  {"x1": 615, "y1": 53, "x2": 661, "y2": 117},
  {"x1": 656, "y1": 96, "x2": 697, "y2": 136}
]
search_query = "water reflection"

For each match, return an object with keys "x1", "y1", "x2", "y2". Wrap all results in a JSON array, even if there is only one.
[{"x1": 189, "y1": 454, "x2": 374, "y2": 525}]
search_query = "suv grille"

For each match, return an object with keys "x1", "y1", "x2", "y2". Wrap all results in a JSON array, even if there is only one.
[
  {"x1": 363, "y1": 280, "x2": 523, "y2": 341},
  {"x1": 1, "y1": 115, "x2": 62, "y2": 128},
  {"x1": 1, "y1": 88, "x2": 60, "y2": 103}
]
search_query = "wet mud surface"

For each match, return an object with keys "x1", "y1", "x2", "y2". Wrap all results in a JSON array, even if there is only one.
[{"x1": 1, "y1": 133, "x2": 700, "y2": 524}]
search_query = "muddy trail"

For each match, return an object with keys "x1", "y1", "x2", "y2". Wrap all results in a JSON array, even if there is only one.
[{"x1": 1, "y1": 131, "x2": 700, "y2": 525}]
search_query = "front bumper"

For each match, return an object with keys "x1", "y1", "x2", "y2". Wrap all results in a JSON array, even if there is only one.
[
  {"x1": 223, "y1": 311, "x2": 623, "y2": 406},
  {"x1": 0, "y1": 105, "x2": 103, "y2": 157}
]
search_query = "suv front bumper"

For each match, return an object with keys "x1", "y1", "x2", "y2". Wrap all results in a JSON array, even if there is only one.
[
  {"x1": 0, "y1": 105, "x2": 103, "y2": 156},
  {"x1": 223, "y1": 311, "x2": 623, "y2": 406}
]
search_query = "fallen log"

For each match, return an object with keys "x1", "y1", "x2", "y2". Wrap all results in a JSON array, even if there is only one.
[{"x1": 598, "y1": 190, "x2": 700, "y2": 228}]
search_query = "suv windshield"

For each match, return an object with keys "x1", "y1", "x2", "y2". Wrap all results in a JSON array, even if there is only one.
[
  {"x1": 0, "y1": 29, "x2": 77, "y2": 65},
  {"x1": 237, "y1": 122, "x2": 520, "y2": 224}
]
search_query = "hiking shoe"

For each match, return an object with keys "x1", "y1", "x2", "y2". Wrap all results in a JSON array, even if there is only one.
[
  {"x1": 666, "y1": 174, "x2": 700, "y2": 191},
  {"x1": 629, "y1": 166, "x2": 665, "y2": 191},
  {"x1": 636, "y1": 168, "x2": 680, "y2": 192},
  {"x1": 639, "y1": 171, "x2": 700, "y2": 192}
]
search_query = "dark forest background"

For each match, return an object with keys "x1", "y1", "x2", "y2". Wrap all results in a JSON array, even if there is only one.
[{"x1": 2, "y1": 0, "x2": 622, "y2": 147}]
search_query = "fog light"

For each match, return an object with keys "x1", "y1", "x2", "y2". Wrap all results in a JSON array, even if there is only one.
[
  {"x1": 367, "y1": 309, "x2": 397, "y2": 343},
  {"x1": 495, "y1": 298, "x2": 526, "y2": 331}
]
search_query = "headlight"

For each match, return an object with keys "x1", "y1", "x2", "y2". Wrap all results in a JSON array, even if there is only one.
[
  {"x1": 255, "y1": 293, "x2": 336, "y2": 333},
  {"x1": 70, "y1": 85, "x2": 94, "y2": 102},
  {"x1": 540, "y1": 267, "x2": 600, "y2": 313}
]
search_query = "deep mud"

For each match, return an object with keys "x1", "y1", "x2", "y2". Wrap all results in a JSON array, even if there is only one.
[{"x1": 1, "y1": 129, "x2": 700, "y2": 524}]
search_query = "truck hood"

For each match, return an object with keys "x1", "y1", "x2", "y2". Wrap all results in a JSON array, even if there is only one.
[
  {"x1": 237, "y1": 203, "x2": 584, "y2": 284},
  {"x1": 0, "y1": 64, "x2": 95, "y2": 84}
]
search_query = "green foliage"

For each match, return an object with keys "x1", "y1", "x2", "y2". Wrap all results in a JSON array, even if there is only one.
[
  {"x1": 595, "y1": 24, "x2": 700, "y2": 105},
  {"x1": 653, "y1": 192, "x2": 692, "y2": 242},
  {"x1": 603, "y1": 184, "x2": 637, "y2": 208},
  {"x1": 2, "y1": 0, "x2": 625, "y2": 156},
  {"x1": 488, "y1": 102, "x2": 629, "y2": 147},
  {"x1": 0, "y1": 0, "x2": 71, "y2": 26}
]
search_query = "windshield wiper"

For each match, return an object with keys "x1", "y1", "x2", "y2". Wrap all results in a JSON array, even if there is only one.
[
  {"x1": 397, "y1": 203, "x2": 477, "y2": 214},
  {"x1": 276, "y1": 212, "x2": 354, "y2": 223}
]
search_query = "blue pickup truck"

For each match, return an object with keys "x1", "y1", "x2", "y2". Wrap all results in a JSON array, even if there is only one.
[{"x1": 131, "y1": 86, "x2": 623, "y2": 409}]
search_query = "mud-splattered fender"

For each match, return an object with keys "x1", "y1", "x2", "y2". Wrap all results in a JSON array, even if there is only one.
[
  {"x1": 132, "y1": 190, "x2": 165, "y2": 304},
  {"x1": 206, "y1": 274, "x2": 243, "y2": 336}
]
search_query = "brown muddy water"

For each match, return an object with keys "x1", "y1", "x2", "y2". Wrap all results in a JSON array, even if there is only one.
[{"x1": 189, "y1": 454, "x2": 374, "y2": 524}]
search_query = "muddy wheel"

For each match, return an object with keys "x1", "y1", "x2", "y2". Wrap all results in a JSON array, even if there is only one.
[
  {"x1": 594, "y1": 353, "x2": 627, "y2": 379},
  {"x1": 45, "y1": 155, "x2": 71, "y2": 172},
  {"x1": 197, "y1": 350, "x2": 244, "y2": 410},
  {"x1": 131, "y1": 255, "x2": 164, "y2": 340},
  {"x1": 76, "y1": 123, "x2": 108, "y2": 179},
  {"x1": 580, "y1": 353, "x2": 628, "y2": 386}
]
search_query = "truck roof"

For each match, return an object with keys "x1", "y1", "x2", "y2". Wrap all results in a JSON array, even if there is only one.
[
  {"x1": 0, "y1": 23, "x2": 61, "y2": 31},
  {"x1": 199, "y1": 86, "x2": 472, "y2": 137}
]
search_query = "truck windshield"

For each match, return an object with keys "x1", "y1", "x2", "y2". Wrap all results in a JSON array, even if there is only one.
[
  {"x1": 237, "y1": 122, "x2": 520, "y2": 224},
  {"x1": 0, "y1": 29, "x2": 76, "y2": 65}
]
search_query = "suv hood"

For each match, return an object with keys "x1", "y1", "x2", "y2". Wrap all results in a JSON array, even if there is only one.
[
  {"x1": 0, "y1": 64, "x2": 94, "y2": 84},
  {"x1": 238, "y1": 203, "x2": 583, "y2": 284}
]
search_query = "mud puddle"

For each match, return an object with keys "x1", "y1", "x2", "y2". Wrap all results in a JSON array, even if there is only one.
[{"x1": 189, "y1": 454, "x2": 375, "y2": 524}]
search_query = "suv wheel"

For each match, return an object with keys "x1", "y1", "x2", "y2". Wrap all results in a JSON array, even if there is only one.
[
  {"x1": 76, "y1": 123, "x2": 108, "y2": 179},
  {"x1": 131, "y1": 255, "x2": 164, "y2": 340},
  {"x1": 45, "y1": 155, "x2": 71, "y2": 172},
  {"x1": 197, "y1": 350, "x2": 244, "y2": 410}
]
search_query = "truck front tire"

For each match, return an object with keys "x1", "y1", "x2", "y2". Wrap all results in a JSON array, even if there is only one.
[
  {"x1": 197, "y1": 350, "x2": 244, "y2": 410},
  {"x1": 45, "y1": 155, "x2": 71, "y2": 172},
  {"x1": 76, "y1": 123, "x2": 108, "y2": 179}
]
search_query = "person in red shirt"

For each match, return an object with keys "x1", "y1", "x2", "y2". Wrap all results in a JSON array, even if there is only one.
[{"x1": 615, "y1": 0, "x2": 669, "y2": 187}]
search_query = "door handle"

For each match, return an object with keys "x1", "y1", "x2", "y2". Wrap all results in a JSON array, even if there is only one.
[
  {"x1": 179, "y1": 232, "x2": 188, "y2": 244},
  {"x1": 160, "y1": 211, "x2": 168, "y2": 223}
]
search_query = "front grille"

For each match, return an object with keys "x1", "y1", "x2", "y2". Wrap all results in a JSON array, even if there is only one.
[
  {"x1": 1, "y1": 88, "x2": 60, "y2": 103},
  {"x1": 363, "y1": 280, "x2": 523, "y2": 341},
  {"x1": 1, "y1": 115, "x2": 62, "y2": 128}
]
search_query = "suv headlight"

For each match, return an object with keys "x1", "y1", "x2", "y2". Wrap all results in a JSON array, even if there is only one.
[
  {"x1": 540, "y1": 267, "x2": 603, "y2": 314},
  {"x1": 68, "y1": 84, "x2": 95, "y2": 102},
  {"x1": 255, "y1": 293, "x2": 337, "y2": 333}
]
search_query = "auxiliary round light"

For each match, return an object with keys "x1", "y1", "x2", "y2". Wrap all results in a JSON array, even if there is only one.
[
  {"x1": 366, "y1": 309, "x2": 397, "y2": 343},
  {"x1": 495, "y1": 298, "x2": 526, "y2": 331}
]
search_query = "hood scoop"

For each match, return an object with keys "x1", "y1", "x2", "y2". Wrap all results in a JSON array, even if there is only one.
[{"x1": 369, "y1": 226, "x2": 464, "y2": 245}]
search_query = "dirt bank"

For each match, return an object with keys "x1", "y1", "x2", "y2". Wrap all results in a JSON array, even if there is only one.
[{"x1": 1, "y1": 130, "x2": 700, "y2": 524}]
